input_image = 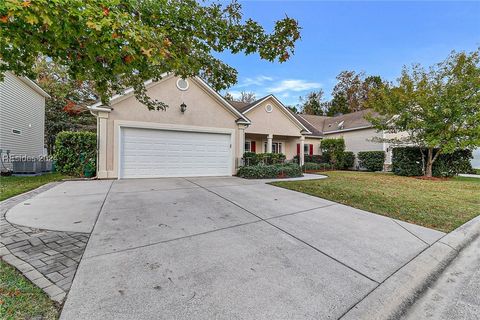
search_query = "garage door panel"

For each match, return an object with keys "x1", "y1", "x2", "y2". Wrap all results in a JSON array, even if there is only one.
[{"x1": 120, "y1": 127, "x2": 232, "y2": 178}]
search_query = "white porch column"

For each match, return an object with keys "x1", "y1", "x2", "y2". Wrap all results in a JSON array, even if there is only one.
[
  {"x1": 237, "y1": 125, "x2": 246, "y2": 167},
  {"x1": 97, "y1": 112, "x2": 109, "y2": 179},
  {"x1": 300, "y1": 136, "x2": 305, "y2": 166},
  {"x1": 267, "y1": 134, "x2": 273, "y2": 153}
]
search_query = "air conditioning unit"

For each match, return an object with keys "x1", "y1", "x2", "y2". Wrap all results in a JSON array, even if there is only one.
[{"x1": 12, "y1": 160, "x2": 40, "y2": 173}]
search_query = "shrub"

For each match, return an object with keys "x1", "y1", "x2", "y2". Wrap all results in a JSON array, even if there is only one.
[
  {"x1": 237, "y1": 163, "x2": 302, "y2": 179},
  {"x1": 302, "y1": 162, "x2": 333, "y2": 171},
  {"x1": 243, "y1": 152, "x2": 285, "y2": 166},
  {"x1": 392, "y1": 147, "x2": 423, "y2": 176},
  {"x1": 340, "y1": 151, "x2": 355, "y2": 169},
  {"x1": 432, "y1": 149, "x2": 473, "y2": 177},
  {"x1": 321, "y1": 138, "x2": 345, "y2": 167},
  {"x1": 293, "y1": 154, "x2": 325, "y2": 164},
  {"x1": 392, "y1": 147, "x2": 473, "y2": 177},
  {"x1": 54, "y1": 131, "x2": 96, "y2": 176},
  {"x1": 358, "y1": 151, "x2": 385, "y2": 172}
]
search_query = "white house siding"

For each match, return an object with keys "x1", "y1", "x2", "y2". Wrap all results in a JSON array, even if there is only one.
[
  {"x1": 472, "y1": 148, "x2": 480, "y2": 169},
  {"x1": 324, "y1": 128, "x2": 383, "y2": 153},
  {"x1": 324, "y1": 128, "x2": 384, "y2": 169},
  {"x1": 0, "y1": 72, "x2": 46, "y2": 163}
]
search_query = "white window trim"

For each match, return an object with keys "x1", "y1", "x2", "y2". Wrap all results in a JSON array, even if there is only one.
[
  {"x1": 263, "y1": 141, "x2": 284, "y2": 154},
  {"x1": 245, "y1": 140, "x2": 252, "y2": 152}
]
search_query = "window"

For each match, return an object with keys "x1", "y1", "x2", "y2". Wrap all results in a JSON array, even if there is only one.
[
  {"x1": 245, "y1": 141, "x2": 251, "y2": 152},
  {"x1": 12, "y1": 129, "x2": 21, "y2": 135},
  {"x1": 304, "y1": 144, "x2": 310, "y2": 154},
  {"x1": 264, "y1": 141, "x2": 283, "y2": 154}
]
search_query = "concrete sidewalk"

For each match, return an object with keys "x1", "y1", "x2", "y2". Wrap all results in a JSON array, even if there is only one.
[{"x1": 401, "y1": 235, "x2": 480, "y2": 320}]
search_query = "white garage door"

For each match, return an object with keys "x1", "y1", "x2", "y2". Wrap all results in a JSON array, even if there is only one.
[{"x1": 120, "y1": 127, "x2": 232, "y2": 178}]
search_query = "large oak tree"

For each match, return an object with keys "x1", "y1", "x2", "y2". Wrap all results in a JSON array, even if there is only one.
[{"x1": 0, "y1": 0, "x2": 300, "y2": 110}]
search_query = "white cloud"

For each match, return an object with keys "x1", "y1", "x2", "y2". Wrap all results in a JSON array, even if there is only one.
[
  {"x1": 237, "y1": 75, "x2": 274, "y2": 88},
  {"x1": 267, "y1": 79, "x2": 322, "y2": 93}
]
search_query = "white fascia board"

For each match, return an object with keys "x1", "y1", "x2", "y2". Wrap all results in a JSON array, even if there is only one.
[
  {"x1": 17, "y1": 75, "x2": 50, "y2": 98},
  {"x1": 323, "y1": 125, "x2": 373, "y2": 135},
  {"x1": 243, "y1": 95, "x2": 311, "y2": 134}
]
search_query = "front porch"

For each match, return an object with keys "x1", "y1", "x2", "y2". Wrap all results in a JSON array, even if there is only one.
[{"x1": 241, "y1": 133, "x2": 307, "y2": 165}]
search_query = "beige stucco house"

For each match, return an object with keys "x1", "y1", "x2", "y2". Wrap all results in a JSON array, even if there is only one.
[
  {"x1": 88, "y1": 75, "x2": 315, "y2": 179},
  {"x1": 89, "y1": 75, "x2": 396, "y2": 179}
]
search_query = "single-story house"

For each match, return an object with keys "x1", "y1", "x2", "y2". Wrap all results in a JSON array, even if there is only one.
[
  {"x1": 88, "y1": 75, "x2": 314, "y2": 179},
  {"x1": 0, "y1": 72, "x2": 50, "y2": 171},
  {"x1": 93, "y1": 75, "x2": 479, "y2": 179}
]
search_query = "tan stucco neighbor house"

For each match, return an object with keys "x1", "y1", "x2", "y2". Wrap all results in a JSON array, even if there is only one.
[{"x1": 88, "y1": 75, "x2": 390, "y2": 179}]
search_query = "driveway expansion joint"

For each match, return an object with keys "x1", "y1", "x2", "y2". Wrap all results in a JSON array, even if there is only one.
[
  {"x1": 0, "y1": 182, "x2": 90, "y2": 303},
  {"x1": 184, "y1": 178, "x2": 380, "y2": 285}
]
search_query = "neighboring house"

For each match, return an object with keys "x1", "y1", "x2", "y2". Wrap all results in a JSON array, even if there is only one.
[
  {"x1": 0, "y1": 72, "x2": 50, "y2": 170},
  {"x1": 472, "y1": 148, "x2": 480, "y2": 169},
  {"x1": 295, "y1": 110, "x2": 392, "y2": 168}
]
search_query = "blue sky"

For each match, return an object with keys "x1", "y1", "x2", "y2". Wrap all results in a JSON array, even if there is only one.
[{"x1": 217, "y1": 1, "x2": 480, "y2": 105}]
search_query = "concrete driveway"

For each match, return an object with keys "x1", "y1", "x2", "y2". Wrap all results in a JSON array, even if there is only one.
[{"x1": 36, "y1": 177, "x2": 444, "y2": 319}]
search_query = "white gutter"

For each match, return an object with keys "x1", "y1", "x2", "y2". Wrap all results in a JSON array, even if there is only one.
[{"x1": 323, "y1": 125, "x2": 373, "y2": 135}]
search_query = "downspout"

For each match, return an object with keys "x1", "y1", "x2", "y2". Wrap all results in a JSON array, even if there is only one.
[{"x1": 89, "y1": 109, "x2": 100, "y2": 178}]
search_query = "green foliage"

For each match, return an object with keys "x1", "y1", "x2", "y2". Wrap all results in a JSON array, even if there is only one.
[
  {"x1": 392, "y1": 147, "x2": 473, "y2": 177},
  {"x1": 294, "y1": 154, "x2": 325, "y2": 164},
  {"x1": 1, "y1": 0, "x2": 300, "y2": 110},
  {"x1": 358, "y1": 151, "x2": 385, "y2": 172},
  {"x1": 326, "y1": 71, "x2": 382, "y2": 116},
  {"x1": 237, "y1": 163, "x2": 302, "y2": 179},
  {"x1": 243, "y1": 152, "x2": 286, "y2": 166},
  {"x1": 432, "y1": 150, "x2": 474, "y2": 177},
  {"x1": 299, "y1": 90, "x2": 326, "y2": 115},
  {"x1": 34, "y1": 58, "x2": 96, "y2": 154},
  {"x1": 54, "y1": 131, "x2": 96, "y2": 176},
  {"x1": 392, "y1": 147, "x2": 424, "y2": 176},
  {"x1": 321, "y1": 138, "x2": 346, "y2": 168},
  {"x1": 367, "y1": 49, "x2": 480, "y2": 176},
  {"x1": 341, "y1": 151, "x2": 356, "y2": 169},
  {"x1": 302, "y1": 162, "x2": 333, "y2": 171}
]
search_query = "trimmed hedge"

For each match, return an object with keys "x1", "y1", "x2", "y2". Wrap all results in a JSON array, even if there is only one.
[
  {"x1": 54, "y1": 131, "x2": 96, "y2": 176},
  {"x1": 358, "y1": 151, "x2": 385, "y2": 172},
  {"x1": 392, "y1": 147, "x2": 473, "y2": 177},
  {"x1": 293, "y1": 154, "x2": 325, "y2": 164},
  {"x1": 243, "y1": 152, "x2": 286, "y2": 166},
  {"x1": 302, "y1": 162, "x2": 333, "y2": 171},
  {"x1": 321, "y1": 138, "x2": 345, "y2": 167},
  {"x1": 341, "y1": 151, "x2": 355, "y2": 169},
  {"x1": 237, "y1": 163, "x2": 302, "y2": 179}
]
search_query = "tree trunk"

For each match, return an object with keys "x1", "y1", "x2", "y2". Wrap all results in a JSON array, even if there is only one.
[{"x1": 425, "y1": 148, "x2": 434, "y2": 177}]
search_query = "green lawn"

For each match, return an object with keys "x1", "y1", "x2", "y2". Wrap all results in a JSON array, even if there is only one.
[
  {"x1": 0, "y1": 260, "x2": 59, "y2": 320},
  {"x1": 0, "y1": 173, "x2": 67, "y2": 201},
  {"x1": 272, "y1": 171, "x2": 480, "y2": 233}
]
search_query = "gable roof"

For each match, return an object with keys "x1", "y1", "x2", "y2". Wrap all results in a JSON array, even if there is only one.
[
  {"x1": 228, "y1": 95, "x2": 311, "y2": 134},
  {"x1": 296, "y1": 109, "x2": 377, "y2": 135},
  {"x1": 88, "y1": 74, "x2": 250, "y2": 124}
]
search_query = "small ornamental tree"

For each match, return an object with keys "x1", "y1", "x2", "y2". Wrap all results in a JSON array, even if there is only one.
[
  {"x1": 367, "y1": 49, "x2": 480, "y2": 177},
  {"x1": 0, "y1": 0, "x2": 300, "y2": 110}
]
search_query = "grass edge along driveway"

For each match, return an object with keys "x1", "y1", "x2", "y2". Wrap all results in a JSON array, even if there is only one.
[
  {"x1": 0, "y1": 173, "x2": 67, "y2": 202},
  {"x1": 271, "y1": 171, "x2": 480, "y2": 233},
  {"x1": 0, "y1": 173, "x2": 66, "y2": 319}
]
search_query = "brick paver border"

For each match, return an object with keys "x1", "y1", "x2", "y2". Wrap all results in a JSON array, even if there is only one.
[{"x1": 0, "y1": 182, "x2": 90, "y2": 303}]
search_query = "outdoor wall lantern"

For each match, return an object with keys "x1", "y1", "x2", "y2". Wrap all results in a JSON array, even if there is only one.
[{"x1": 180, "y1": 102, "x2": 187, "y2": 113}]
